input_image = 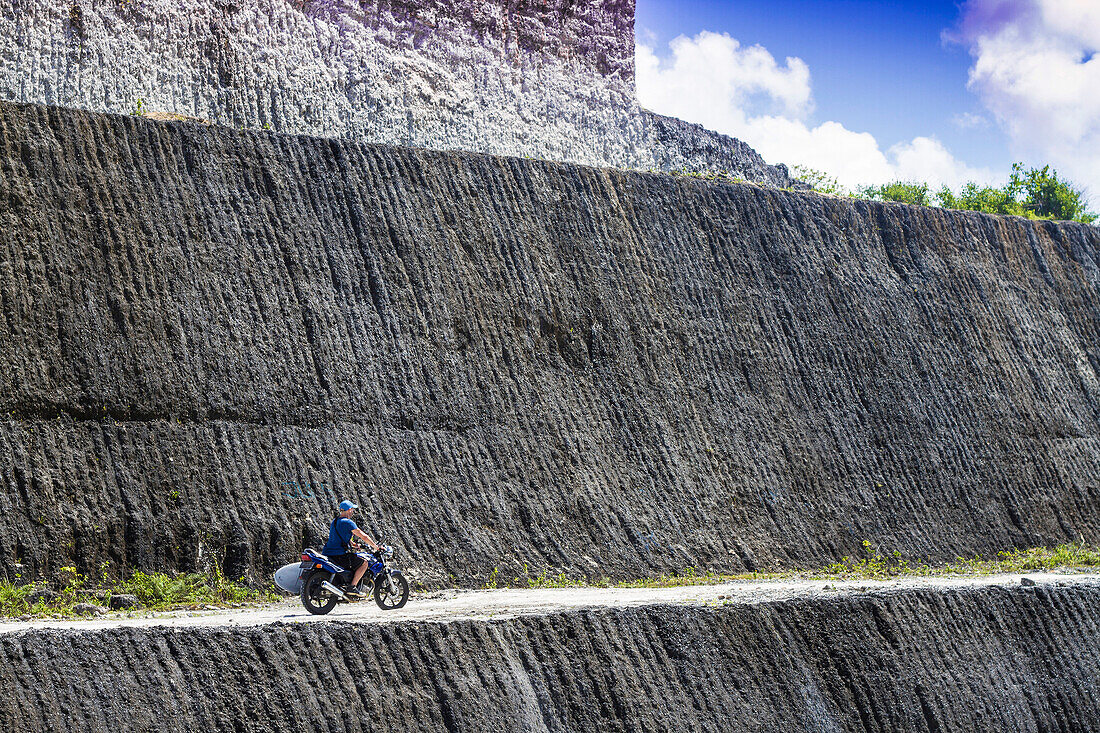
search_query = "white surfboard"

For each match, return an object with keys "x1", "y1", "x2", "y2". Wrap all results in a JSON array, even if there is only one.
[{"x1": 273, "y1": 562, "x2": 306, "y2": 594}]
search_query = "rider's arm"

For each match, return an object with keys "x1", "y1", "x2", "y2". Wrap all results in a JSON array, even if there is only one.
[{"x1": 352, "y1": 527, "x2": 381, "y2": 552}]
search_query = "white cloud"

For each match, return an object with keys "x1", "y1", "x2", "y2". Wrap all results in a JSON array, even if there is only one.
[
  {"x1": 636, "y1": 31, "x2": 996, "y2": 192},
  {"x1": 637, "y1": 26, "x2": 658, "y2": 47},
  {"x1": 952, "y1": 0, "x2": 1100, "y2": 205},
  {"x1": 952, "y1": 112, "x2": 990, "y2": 129},
  {"x1": 889, "y1": 137, "x2": 996, "y2": 190}
]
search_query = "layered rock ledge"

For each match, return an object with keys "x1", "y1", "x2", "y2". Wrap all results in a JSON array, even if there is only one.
[
  {"x1": 1, "y1": 101, "x2": 1098, "y2": 584},
  {"x1": 0, "y1": 0, "x2": 789, "y2": 184},
  {"x1": 1, "y1": 579, "x2": 1098, "y2": 731}
]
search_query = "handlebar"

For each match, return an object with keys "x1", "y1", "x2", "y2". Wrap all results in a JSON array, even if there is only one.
[{"x1": 353, "y1": 542, "x2": 393, "y2": 557}]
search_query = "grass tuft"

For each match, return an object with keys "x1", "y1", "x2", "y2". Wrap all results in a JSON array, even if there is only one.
[
  {"x1": 0, "y1": 564, "x2": 276, "y2": 620},
  {"x1": 498, "y1": 541, "x2": 1100, "y2": 591},
  {"x1": 817, "y1": 540, "x2": 1100, "y2": 581}
]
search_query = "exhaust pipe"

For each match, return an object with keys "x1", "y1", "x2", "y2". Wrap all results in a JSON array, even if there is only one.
[{"x1": 320, "y1": 580, "x2": 347, "y2": 599}]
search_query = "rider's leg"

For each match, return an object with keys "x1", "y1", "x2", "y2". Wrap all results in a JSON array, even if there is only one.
[{"x1": 352, "y1": 559, "x2": 369, "y2": 588}]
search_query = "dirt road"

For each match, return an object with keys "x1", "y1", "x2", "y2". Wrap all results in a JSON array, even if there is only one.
[{"x1": 2, "y1": 571, "x2": 1096, "y2": 635}]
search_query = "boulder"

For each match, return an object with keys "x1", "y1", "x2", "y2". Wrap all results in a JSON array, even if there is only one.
[
  {"x1": 26, "y1": 589, "x2": 56, "y2": 605},
  {"x1": 108, "y1": 594, "x2": 141, "y2": 611}
]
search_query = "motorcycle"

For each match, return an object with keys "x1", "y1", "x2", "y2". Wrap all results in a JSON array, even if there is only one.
[{"x1": 273, "y1": 544, "x2": 410, "y2": 615}]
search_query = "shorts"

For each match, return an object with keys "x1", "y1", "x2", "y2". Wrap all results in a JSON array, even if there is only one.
[{"x1": 329, "y1": 553, "x2": 364, "y2": 575}]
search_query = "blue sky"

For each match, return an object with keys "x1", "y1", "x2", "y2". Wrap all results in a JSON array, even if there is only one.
[{"x1": 634, "y1": 0, "x2": 1100, "y2": 202}]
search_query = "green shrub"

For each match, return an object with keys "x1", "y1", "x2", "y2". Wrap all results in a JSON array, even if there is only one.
[
  {"x1": 1008, "y1": 163, "x2": 1096, "y2": 223},
  {"x1": 935, "y1": 182, "x2": 1022, "y2": 216},
  {"x1": 791, "y1": 165, "x2": 849, "y2": 197},
  {"x1": 819, "y1": 540, "x2": 1100, "y2": 580},
  {"x1": 0, "y1": 566, "x2": 274, "y2": 619},
  {"x1": 935, "y1": 163, "x2": 1095, "y2": 223},
  {"x1": 859, "y1": 182, "x2": 931, "y2": 206},
  {"x1": 794, "y1": 160, "x2": 1095, "y2": 223},
  {"x1": 0, "y1": 581, "x2": 35, "y2": 616},
  {"x1": 117, "y1": 565, "x2": 264, "y2": 609}
]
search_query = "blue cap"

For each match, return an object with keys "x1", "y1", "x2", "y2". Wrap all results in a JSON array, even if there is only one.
[{"x1": 338, "y1": 500, "x2": 358, "y2": 511}]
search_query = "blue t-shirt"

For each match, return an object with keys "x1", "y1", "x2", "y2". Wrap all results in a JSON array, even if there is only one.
[{"x1": 322, "y1": 517, "x2": 358, "y2": 556}]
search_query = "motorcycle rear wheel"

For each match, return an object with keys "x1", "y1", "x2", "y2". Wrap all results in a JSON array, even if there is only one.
[
  {"x1": 375, "y1": 571, "x2": 409, "y2": 610},
  {"x1": 301, "y1": 572, "x2": 339, "y2": 615}
]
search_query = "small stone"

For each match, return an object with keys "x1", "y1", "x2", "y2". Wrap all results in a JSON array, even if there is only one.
[
  {"x1": 27, "y1": 589, "x2": 56, "y2": 604},
  {"x1": 108, "y1": 594, "x2": 140, "y2": 610},
  {"x1": 1020, "y1": 577, "x2": 1037, "y2": 587},
  {"x1": 822, "y1": 584, "x2": 833, "y2": 591},
  {"x1": 71, "y1": 603, "x2": 108, "y2": 616}
]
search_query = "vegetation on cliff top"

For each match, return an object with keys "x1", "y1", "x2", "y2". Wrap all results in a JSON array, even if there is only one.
[{"x1": 793, "y1": 163, "x2": 1096, "y2": 223}]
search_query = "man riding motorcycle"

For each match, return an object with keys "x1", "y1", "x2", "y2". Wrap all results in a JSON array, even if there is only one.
[{"x1": 322, "y1": 499, "x2": 383, "y2": 597}]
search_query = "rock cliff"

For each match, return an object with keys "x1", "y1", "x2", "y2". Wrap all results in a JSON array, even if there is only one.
[
  {"x1": 0, "y1": 0, "x2": 789, "y2": 184},
  {"x1": 1, "y1": 101, "x2": 1098, "y2": 584},
  {"x1": 2, "y1": 582, "x2": 1099, "y2": 731}
]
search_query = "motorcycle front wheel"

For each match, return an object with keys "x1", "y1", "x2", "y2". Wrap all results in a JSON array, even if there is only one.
[
  {"x1": 375, "y1": 570, "x2": 409, "y2": 610},
  {"x1": 301, "y1": 572, "x2": 339, "y2": 615}
]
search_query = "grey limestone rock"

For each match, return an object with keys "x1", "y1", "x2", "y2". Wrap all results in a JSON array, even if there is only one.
[
  {"x1": 0, "y1": 0, "x2": 790, "y2": 185},
  {"x1": 1, "y1": 583, "x2": 1099, "y2": 731},
  {"x1": 26, "y1": 589, "x2": 56, "y2": 605},
  {"x1": 0, "y1": 102, "x2": 1098, "y2": 586},
  {"x1": 107, "y1": 594, "x2": 140, "y2": 610}
]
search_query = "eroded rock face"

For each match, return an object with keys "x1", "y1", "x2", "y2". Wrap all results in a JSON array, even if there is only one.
[
  {"x1": 0, "y1": 102, "x2": 1098, "y2": 584},
  {"x1": 2, "y1": 584, "x2": 1099, "y2": 731},
  {"x1": 0, "y1": 0, "x2": 789, "y2": 184}
]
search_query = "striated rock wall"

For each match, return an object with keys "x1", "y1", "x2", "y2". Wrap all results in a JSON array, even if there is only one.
[
  {"x1": 2, "y1": 101, "x2": 1099, "y2": 584},
  {"x1": 0, "y1": 0, "x2": 789, "y2": 184},
  {"x1": 2, "y1": 583, "x2": 1100, "y2": 731}
]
